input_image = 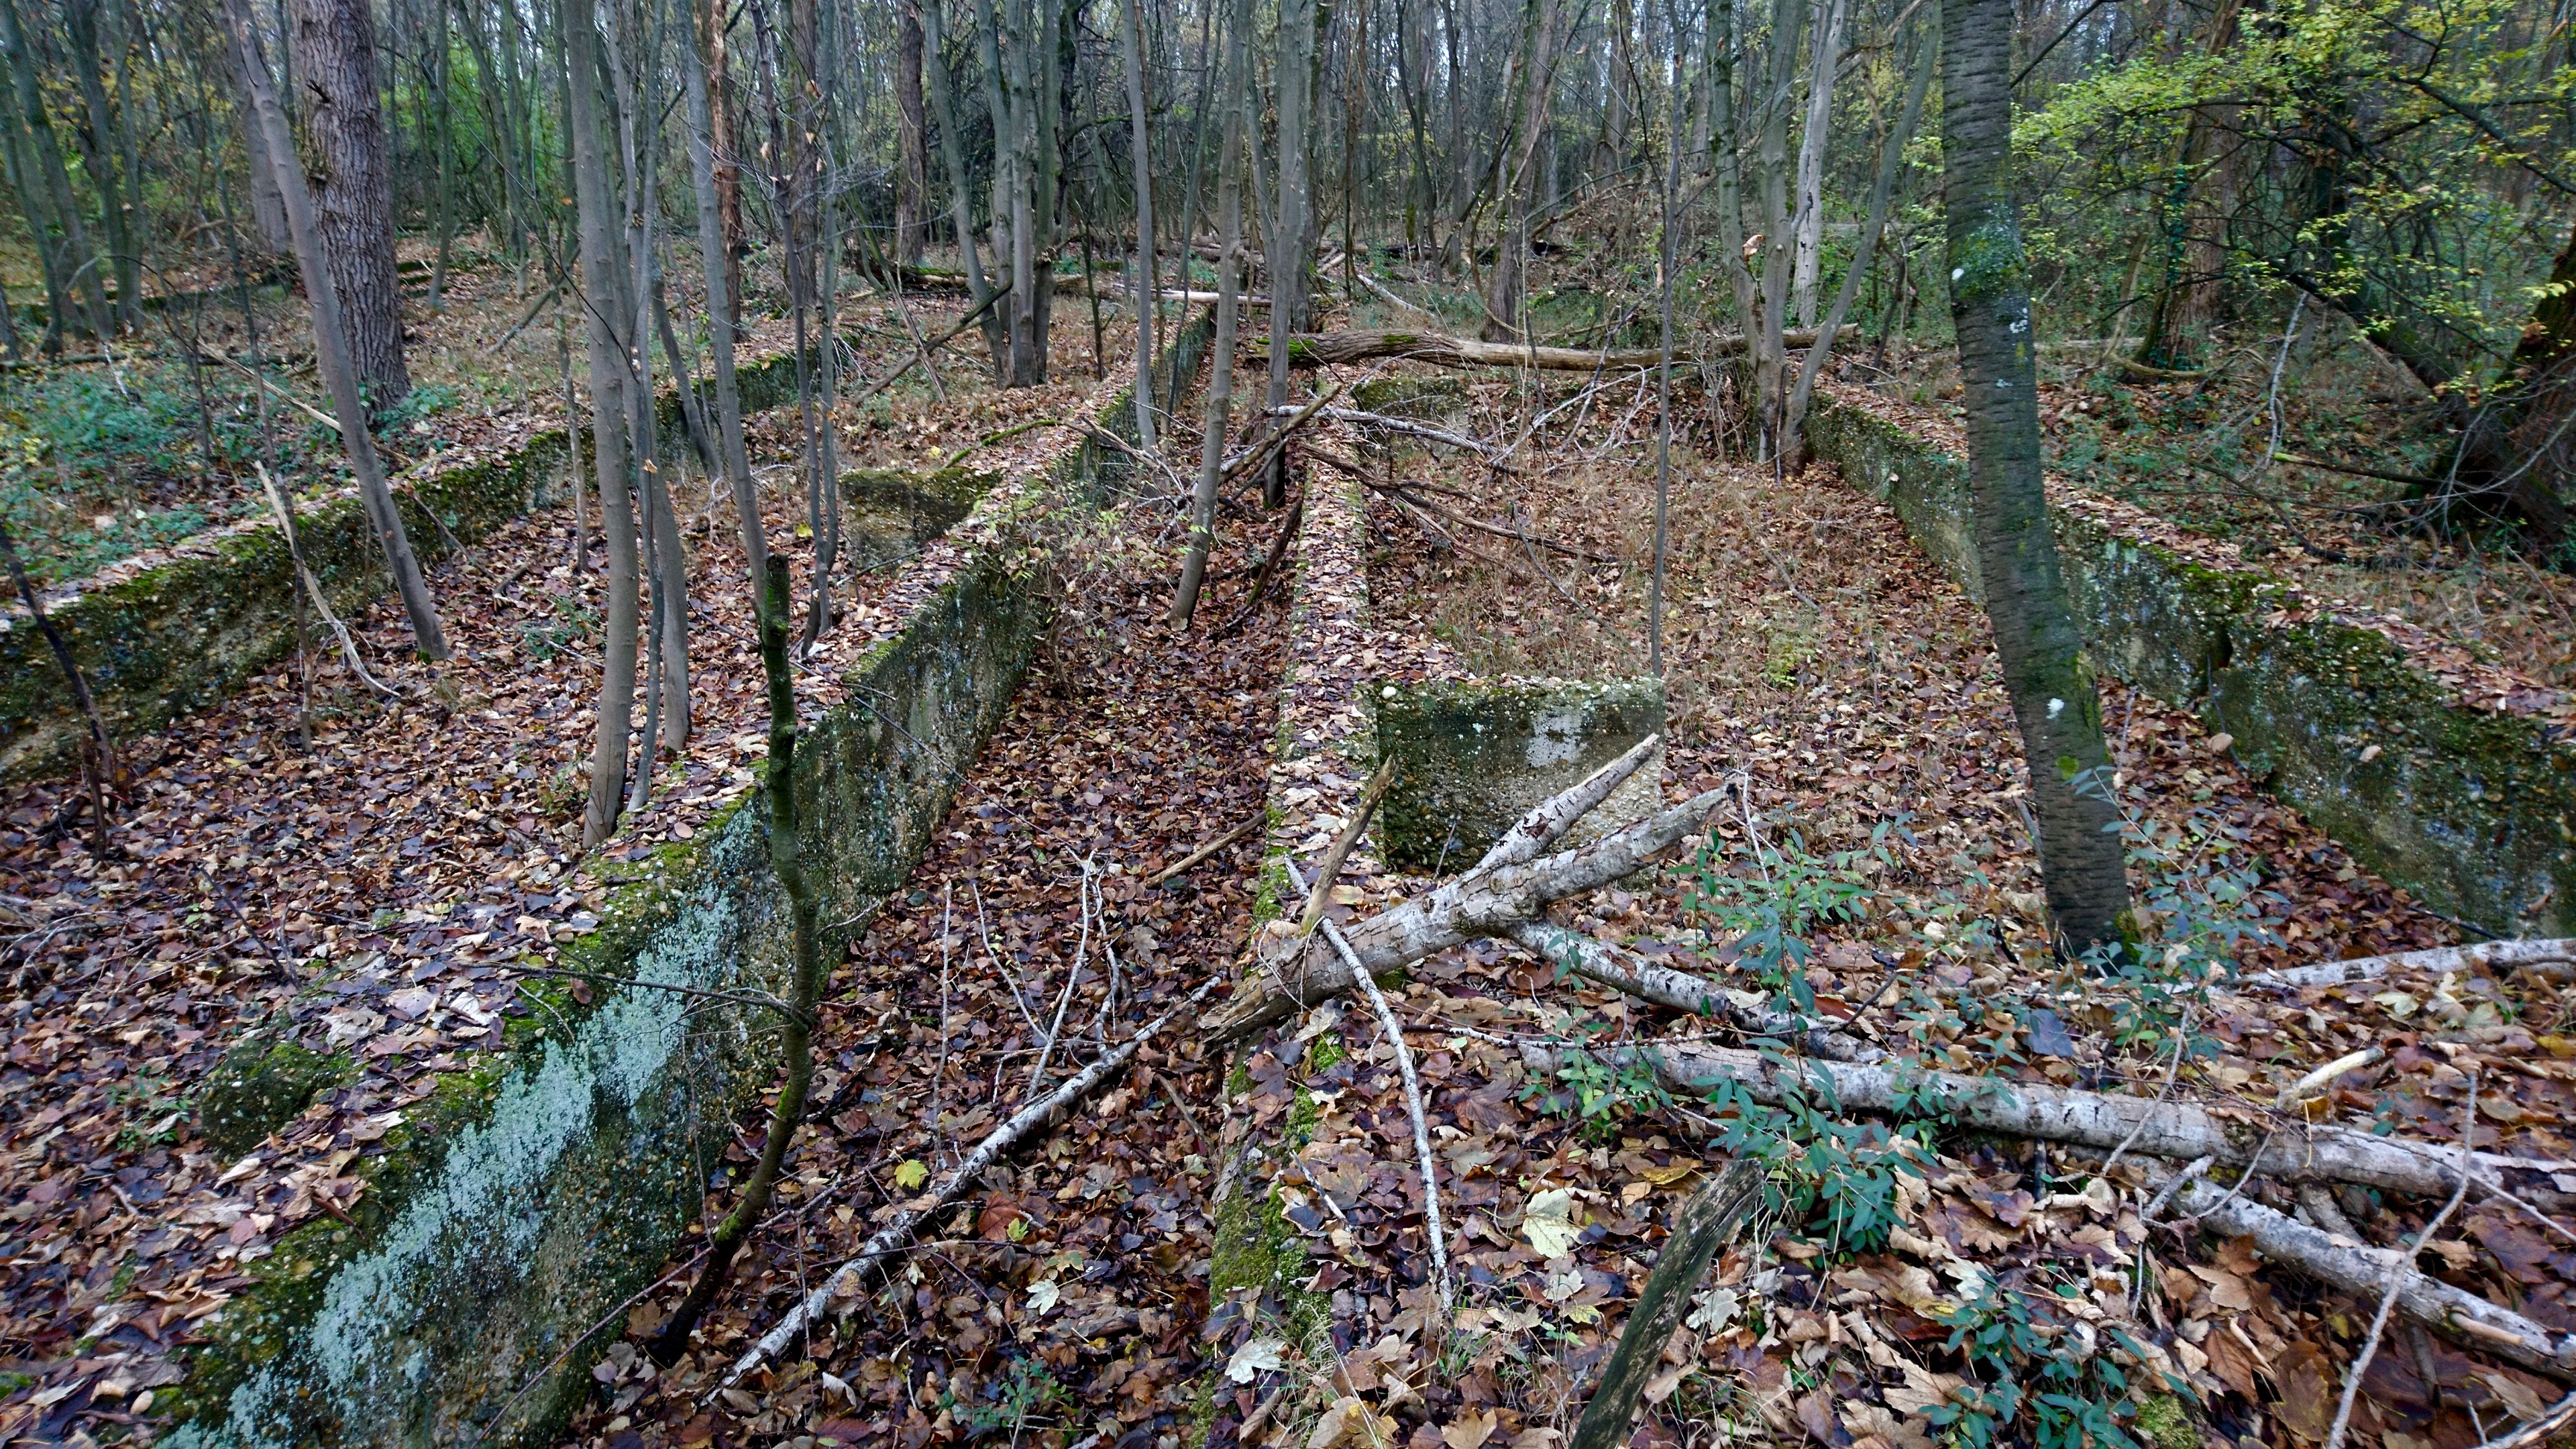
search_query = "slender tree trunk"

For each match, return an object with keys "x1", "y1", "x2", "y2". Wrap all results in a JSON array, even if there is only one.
[
  {"x1": 1121, "y1": 0, "x2": 1156, "y2": 447},
  {"x1": 62, "y1": 0, "x2": 140, "y2": 329},
  {"x1": 1477, "y1": 0, "x2": 1560, "y2": 342},
  {"x1": 1939, "y1": 0, "x2": 2129, "y2": 956},
  {"x1": 563, "y1": 0, "x2": 640, "y2": 846},
  {"x1": 1648, "y1": 18, "x2": 1684, "y2": 677},
  {"x1": 684, "y1": 1, "x2": 767, "y2": 586},
  {"x1": 231, "y1": 34, "x2": 294, "y2": 254},
  {"x1": 427, "y1": 0, "x2": 455, "y2": 309},
  {"x1": 1169, "y1": 0, "x2": 1247, "y2": 628},
  {"x1": 291, "y1": 0, "x2": 411, "y2": 405},
  {"x1": 1781, "y1": 18, "x2": 1931, "y2": 464},
  {"x1": 224, "y1": 0, "x2": 448, "y2": 662},
  {"x1": 1752, "y1": 0, "x2": 1802, "y2": 456},
  {"x1": 1706, "y1": 0, "x2": 1756, "y2": 352},
  {"x1": 1260, "y1": 0, "x2": 1317, "y2": 504},
  {"x1": 2, "y1": 0, "x2": 110, "y2": 341},
  {"x1": 918, "y1": 0, "x2": 1009, "y2": 376},
  {"x1": 0, "y1": 78, "x2": 76, "y2": 352}
]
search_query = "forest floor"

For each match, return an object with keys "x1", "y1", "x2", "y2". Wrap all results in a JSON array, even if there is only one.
[
  {"x1": 0, "y1": 286, "x2": 1119, "y2": 1443},
  {"x1": 3, "y1": 253, "x2": 2575, "y2": 1449}
]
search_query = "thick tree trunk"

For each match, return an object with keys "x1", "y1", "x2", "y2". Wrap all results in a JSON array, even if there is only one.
[
  {"x1": 1787, "y1": 0, "x2": 1845, "y2": 330},
  {"x1": 223, "y1": 0, "x2": 447, "y2": 661},
  {"x1": 291, "y1": 0, "x2": 410, "y2": 406},
  {"x1": 564, "y1": 0, "x2": 640, "y2": 847},
  {"x1": 2446, "y1": 215, "x2": 2576, "y2": 549},
  {"x1": 1169, "y1": 0, "x2": 1248, "y2": 629},
  {"x1": 1939, "y1": 0, "x2": 2129, "y2": 955},
  {"x1": 895, "y1": 0, "x2": 926, "y2": 264},
  {"x1": 1477, "y1": 0, "x2": 1560, "y2": 343}
]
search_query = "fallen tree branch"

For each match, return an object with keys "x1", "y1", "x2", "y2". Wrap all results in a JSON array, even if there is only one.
[
  {"x1": 712, "y1": 978, "x2": 1217, "y2": 1393},
  {"x1": 1222, "y1": 382, "x2": 1346, "y2": 483},
  {"x1": 1532, "y1": 1038, "x2": 2576, "y2": 1209},
  {"x1": 1295, "y1": 406, "x2": 1524, "y2": 470},
  {"x1": 1213, "y1": 495, "x2": 1303, "y2": 638},
  {"x1": 1320, "y1": 909, "x2": 1452, "y2": 1315},
  {"x1": 1364, "y1": 479, "x2": 1612, "y2": 562},
  {"x1": 1205, "y1": 773, "x2": 1715, "y2": 1043},
  {"x1": 1256, "y1": 325, "x2": 1854, "y2": 372},
  {"x1": 2247, "y1": 938, "x2": 2576, "y2": 989},
  {"x1": 1148, "y1": 814, "x2": 1268, "y2": 888},
  {"x1": 1505, "y1": 922, "x2": 1882, "y2": 1063},
  {"x1": 1570, "y1": 1161, "x2": 1765, "y2": 1449},
  {"x1": 2163, "y1": 1169, "x2": 2576, "y2": 1383}
]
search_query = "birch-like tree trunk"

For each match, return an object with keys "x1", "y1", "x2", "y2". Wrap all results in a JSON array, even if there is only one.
[
  {"x1": 1477, "y1": 0, "x2": 1561, "y2": 343},
  {"x1": 895, "y1": 0, "x2": 926, "y2": 264},
  {"x1": 290, "y1": 0, "x2": 411, "y2": 405},
  {"x1": 918, "y1": 0, "x2": 1010, "y2": 376},
  {"x1": 1259, "y1": 0, "x2": 1318, "y2": 503},
  {"x1": 62, "y1": 0, "x2": 140, "y2": 330},
  {"x1": 222, "y1": 0, "x2": 449, "y2": 662},
  {"x1": 1787, "y1": 0, "x2": 1844, "y2": 329},
  {"x1": 1939, "y1": 0, "x2": 2130, "y2": 953},
  {"x1": 1169, "y1": 0, "x2": 1248, "y2": 628}
]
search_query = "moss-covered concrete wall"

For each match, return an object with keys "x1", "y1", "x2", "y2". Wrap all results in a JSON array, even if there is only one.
[
  {"x1": 0, "y1": 347, "x2": 815, "y2": 783},
  {"x1": 160, "y1": 318, "x2": 1217, "y2": 1449},
  {"x1": 1373, "y1": 676, "x2": 1665, "y2": 871},
  {"x1": 1801, "y1": 391, "x2": 2576, "y2": 938}
]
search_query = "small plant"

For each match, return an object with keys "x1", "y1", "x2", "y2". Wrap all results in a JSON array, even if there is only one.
[
  {"x1": 1701, "y1": 1060, "x2": 1935, "y2": 1254},
  {"x1": 1930, "y1": 1273, "x2": 2178, "y2": 1449},
  {"x1": 519, "y1": 594, "x2": 599, "y2": 661},
  {"x1": 1520, "y1": 1032, "x2": 1672, "y2": 1140},
  {"x1": 1685, "y1": 813, "x2": 1896, "y2": 1012},
  {"x1": 960, "y1": 1357, "x2": 1069, "y2": 1436}
]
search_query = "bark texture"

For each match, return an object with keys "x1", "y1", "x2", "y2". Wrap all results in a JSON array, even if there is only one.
[
  {"x1": 290, "y1": 0, "x2": 409, "y2": 405},
  {"x1": 1940, "y1": 0, "x2": 2129, "y2": 953}
]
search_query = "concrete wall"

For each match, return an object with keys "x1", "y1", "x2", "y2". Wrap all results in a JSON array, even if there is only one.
[
  {"x1": 0, "y1": 350, "x2": 816, "y2": 782},
  {"x1": 1373, "y1": 676, "x2": 1664, "y2": 872},
  {"x1": 162, "y1": 313, "x2": 1217, "y2": 1449},
  {"x1": 1801, "y1": 388, "x2": 2576, "y2": 938}
]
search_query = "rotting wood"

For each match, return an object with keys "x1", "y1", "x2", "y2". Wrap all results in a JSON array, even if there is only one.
[
  {"x1": 711, "y1": 978, "x2": 1219, "y2": 1393},
  {"x1": 1568, "y1": 1160, "x2": 1765, "y2": 1449}
]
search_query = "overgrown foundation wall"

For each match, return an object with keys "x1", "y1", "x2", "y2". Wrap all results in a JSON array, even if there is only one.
[
  {"x1": 1801, "y1": 388, "x2": 2576, "y2": 938},
  {"x1": 162, "y1": 314, "x2": 1216, "y2": 1449},
  {"x1": 0, "y1": 349, "x2": 816, "y2": 782}
]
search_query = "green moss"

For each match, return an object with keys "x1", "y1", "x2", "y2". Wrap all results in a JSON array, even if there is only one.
[
  {"x1": 2133, "y1": 1393, "x2": 2198, "y2": 1449},
  {"x1": 194, "y1": 1037, "x2": 356, "y2": 1158}
]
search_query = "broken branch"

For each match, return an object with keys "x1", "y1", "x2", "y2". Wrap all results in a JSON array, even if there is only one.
[{"x1": 2246, "y1": 938, "x2": 2576, "y2": 989}]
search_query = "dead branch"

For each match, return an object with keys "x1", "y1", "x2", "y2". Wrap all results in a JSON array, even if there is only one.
[
  {"x1": 1533, "y1": 1038, "x2": 2576, "y2": 1209},
  {"x1": 1570, "y1": 1161, "x2": 1765, "y2": 1449},
  {"x1": 1295, "y1": 759, "x2": 1395, "y2": 930},
  {"x1": 1204, "y1": 766, "x2": 1714, "y2": 1044},
  {"x1": 1293, "y1": 406, "x2": 1523, "y2": 472},
  {"x1": 1505, "y1": 922, "x2": 1883, "y2": 1063},
  {"x1": 2163, "y1": 1169, "x2": 2576, "y2": 1383},
  {"x1": 713, "y1": 979, "x2": 1216, "y2": 1393},
  {"x1": 1256, "y1": 325, "x2": 1854, "y2": 372},
  {"x1": 1222, "y1": 382, "x2": 1346, "y2": 483},
  {"x1": 1213, "y1": 495, "x2": 1303, "y2": 638},
  {"x1": 1363, "y1": 478, "x2": 1611, "y2": 562},
  {"x1": 2246, "y1": 938, "x2": 2576, "y2": 989},
  {"x1": 1148, "y1": 814, "x2": 1268, "y2": 888}
]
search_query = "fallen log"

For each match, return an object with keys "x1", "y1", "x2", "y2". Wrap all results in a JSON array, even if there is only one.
[
  {"x1": 2245, "y1": 938, "x2": 2576, "y2": 989},
  {"x1": 1201, "y1": 737, "x2": 1708, "y2": 1043},
  {"x1": 1525, "y1": 1038, "x2": 2576, "y2": 1209},
  {"x1": 712, "y1": 979, "x2": 1215, "y2": 1393},
  {"x1": 1256, "y1": 324, "x2": 1854, "y2": 371},
  {"x1": 2166, "y1": 1173, "x2": 2576, "y2": 1383}
]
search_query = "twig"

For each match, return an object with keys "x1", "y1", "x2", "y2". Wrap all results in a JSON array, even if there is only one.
[
  {"x1": 712, "y1": 979, "x2": 1220, "y2": 1392},
  {"x1": 1213, "y1": 495, "x2": 1304, "y2": 637},
  {"x1": 257, "y1": 464, "x2": 402, "y2": 699},
  {"x1": 1148, "y1": 813, "x2": 1268, "y2": 888},
  {"x1": 1326, "y1": 913, "x2": 1452, "y2": 1316},
  {"x1": 1222, "y1": 382, "x2": 1346, "y2": 482},
  {"x1": 1025, "y1": 873, "x2": 1095, "y2": 1097},
  {"x1": 2275, "y1": 1046, "x2": 2385, "y2": 1112},
  {"x1": 1295, "y1": 759, "x2": 1397, "y2": 930},
  {"x1": 1300, "y1": 406, "x2": 1525, "y2": 472},
  {"x1": 2322, "y1": 1071, "x2": 2480, "y2": 1449}
]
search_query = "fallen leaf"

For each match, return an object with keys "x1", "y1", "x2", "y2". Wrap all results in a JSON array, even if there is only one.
[
  {"x1": 894, "y1": 1159, "x2": 930, "y2": 1189},
  {"x1": 1442, "y1": 1409, "x2": 1497, "y2": 1449},
  {"x1": 1521, "y1": 1187, "x2": 1581, "y2": 1258},
  {"x1": 2272, "y1": 1340, "x2": 2336, "y2": 1442},
  {"x1": 1228, "y1": 1336, "x2": 1287, "y2": 1383}
]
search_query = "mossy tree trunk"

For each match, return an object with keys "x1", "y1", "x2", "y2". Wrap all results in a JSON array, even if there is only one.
[{"x1": 1939, "y1": 0, "x2": 2130, "y2": 955}]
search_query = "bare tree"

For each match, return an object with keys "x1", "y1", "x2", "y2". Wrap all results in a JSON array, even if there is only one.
[
  {"x1": 1121, "y1": 0, "x2": 1157, "y2": 447},
  {"x1": 1169, "y1": 0, "x2": 1248, "y2": 629},
  {"x1": 221, "y1": 0, "x2": 450, "y2": 662}
]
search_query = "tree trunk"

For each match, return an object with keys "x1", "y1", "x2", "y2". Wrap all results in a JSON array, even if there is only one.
[
  {"x1": 1477, "y1": 0, "x2": 1561, "y2": 343},
  {"x1": 1260, "y1": 0, "x2": 1318, "y2": 504},
  {"x1": 2132, "y1": 0, "x2": 2242, "y2": 369},
  {"x1": 896, "y1": 0, "x2": 926, "y2": 264},
  {"x1": 230, "y1": 36, "x2": 294, "y2": 254},
  {"x1": 1787, "y1": 0, "x2": 1845, "y2": 330},
  {"x1": 1939, "y1": 0, "x2": 2129, "y2": 955},
  {"x1": 2, "y1": 0, "x2": 111, "y2": 341},
  {"x1": 291, "y1": 0, "x2": 410, "y2": 406},
  {"x1": 684, "y1": 0, "x2": 767, "y2": 588},
  {"x1": 1120, "y1": 0, "x2": 1157, "y2": 448},
  {"x1": 918, "y1": 0, "x2": 1010, "y2": 378},
  {"x1": 563, "y1": 0, "x2": 639, "y2": 847},
  {"x1": 223, "y1": 0, "x2": 447, "y2": 662},
  {"x1": 2445, "y1": 214, "x2": 2576, "y2": 551},
  {"x1": 62, "y1": 0, "x2": 141, "y2": 330},
  {"x1": 1169, "y1": 0, "x2": 1248, "y2": 629}
]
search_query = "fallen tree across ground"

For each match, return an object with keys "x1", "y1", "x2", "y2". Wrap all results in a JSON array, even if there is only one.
[{"x1": 1255, "y1": 324, "x2": 1854, "y2": 370}]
